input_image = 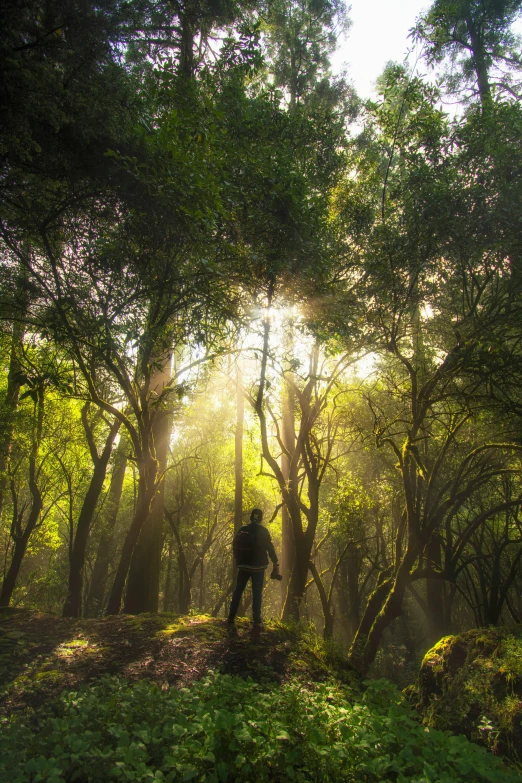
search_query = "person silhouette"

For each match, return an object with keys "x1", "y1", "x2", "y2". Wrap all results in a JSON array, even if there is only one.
[{"x1": 228, "y1": 508, "x2": 280, "y2": 628}]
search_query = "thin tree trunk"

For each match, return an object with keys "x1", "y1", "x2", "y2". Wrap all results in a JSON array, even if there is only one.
[
  {"x1": 199, "y1": 556, "x2": 205, "y2": 611},
  {"x1": 467, "y1": 21, "x2": 491, "y2": 105},
  {"x1": 346, "y1": 544, "x2": 362, "y2": 642},
  {"x1": 165, "y1": 507, "x2": 192, "y2": 614},
  {"x1": 62, "y1": 415, "x2": 120, "y2": 618},
  {"x1": 445, "y1": 581, "x2": 456, "y2": 630},
  {"x1": 281, "y1": 338, "x2": 296, "y2": 611},
  {"x1": 282, "y1": 451, "x2": 321, "y2": 622},
  {"x1": 0, "y1": 387, "x2": 44, "y2": 607},
  {"x1": 179, "y1": 10, "x2": 195, "y2": 77},
  {"x1": 178, "y1": 551, "x2": 185, "y2": 613},
  {"x1": 212, "y1": 583, "x2": 233, "y2": 617},
  {"x1": 163, "y1": 538, "x2": 175, "y2": 613},
  {"x1": 0, "y1": 499, "x2": 41, "y2": 606},
  {"x1": 308, "y1": 560, "x2": 334, "y2": 639},
  {"x1": 233, "y1": 361, "x2": 244, "y2": 576}
]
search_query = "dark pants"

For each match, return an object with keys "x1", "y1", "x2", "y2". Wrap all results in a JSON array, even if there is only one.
[{"x1": 228, "y1": 569, "x2": 265, "y2": 624}]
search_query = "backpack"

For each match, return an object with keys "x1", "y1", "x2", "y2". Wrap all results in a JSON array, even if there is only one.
[{"x1": 233, "y1": 525, "x2": 257, "y2": 566}]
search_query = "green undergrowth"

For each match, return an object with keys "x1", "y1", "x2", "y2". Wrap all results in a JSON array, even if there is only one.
[{"x1": 1, "y1": 672, "x2": 519, "y2": 783}]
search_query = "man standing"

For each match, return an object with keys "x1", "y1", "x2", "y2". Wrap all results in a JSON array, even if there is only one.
[{"x1": 228, "y1": 508, "x2": 280, "y2": 629}]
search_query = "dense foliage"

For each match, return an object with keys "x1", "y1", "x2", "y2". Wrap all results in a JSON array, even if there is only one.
[{"x1": 1, "y1": 672, "x2": 519, "y2": 783}]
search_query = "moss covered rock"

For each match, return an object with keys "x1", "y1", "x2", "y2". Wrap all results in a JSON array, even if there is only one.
[{"x1": 410, "y1": 627, "x2": 522, "y2": 763}]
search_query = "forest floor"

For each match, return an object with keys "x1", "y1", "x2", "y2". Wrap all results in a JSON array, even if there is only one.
[
  {"x1": 0, "y1": 608, "x2": 357, "y2": 717},
  {"x1": 2, "y1": 609, "x2": 521, "y2": 782}
]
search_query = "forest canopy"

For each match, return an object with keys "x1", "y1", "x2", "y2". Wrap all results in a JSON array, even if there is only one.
[{"x1": 1, "y1": 0, "x2": 522, "y2": 681}]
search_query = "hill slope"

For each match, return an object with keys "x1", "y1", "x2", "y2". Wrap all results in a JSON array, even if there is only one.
[
  {"x1": 0, "y1": 609, "x2": 355, "y2": 715},
  {"x1": 1, "y1": 610, "x2": 520, "y2": 783}
]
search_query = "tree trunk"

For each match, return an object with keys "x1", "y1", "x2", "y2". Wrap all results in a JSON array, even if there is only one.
[
  {"x1": 124, "y1": 361, "x2": 172, "y2": 614},
  {"x1": 282, "y1": 467, "x2": 321, "y2": 622},
  {"x1": 105, "y1": 456, "x2": 157, "y2": 615},
  {"x1": 211, "y1": 583, "x2": 233, "y2": 617},
  {"x1": 233, "y1": 361, "x2": 244, "y2": 575},
  {"x1": 163, "y1": 538, "x2": 175, "y2": 612},
  {"x1": 0, "y1": 303, "x2": 27, "y2": 520},
  {"x1": 282, "y1": 523, "x2": 314, "y2": 621},
  {"x1": 165, "y1": 508, "x2": 192, "y2": 613},
  {"x1": 0, "y1": 385, "x2": 44, "y2": 607},
  {"x1": 486, "y1": 548, "x2": 503, "y2": 626},
  {"x1": 0, "y1": 505, "x2": 41, "y2": 607},
  {"x1": 348, "y1": 557, "x2": 413, "y2": 675},
  {"x1": 445, "y1": 582, "x2": 456, "y2": 630},
  {"x1": 308, "y1": 560, "x2": 334, "y2": 639},
  {"x1": 62, "y1": 417, "x2": 120, "y2": 618},
  {"x1": 252, "y1": 324, "x2": 324, "y2": 625},
  {"x1": 343, "y1": 543, "x2": 362, "y2": 643},
  {"x1": 199, "y1": 556, "x2": 205, "y2": 610},
  {"x1": 179, "y1": 9, "x2": 194, "y2": 77},
  {"x1": 281, "y1": 349, "x2": 296, "y2": 610},
  {"x1": 85, "y1": 436, "x2": 128, "y2": 616},
  {"x1": 178, "y1": 550, "x2": 185, "y2": 612},
  {"x1": 231, "y1": 362, "x2": 246, "y2": 616},
  {"x1": 178, "y1": 552, "x2": 191, "y2": 614},
  {"x1": 426, "y1": 534, "x2": 447, "y2": 644},
  {"x1": 0, "y1": 529, "x2": 33, "y2": 607},
  {"x1": 467, "y1": 21, "x2": 491, "y2": 105}
]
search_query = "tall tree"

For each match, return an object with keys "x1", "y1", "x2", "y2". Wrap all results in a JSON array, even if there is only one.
[
  {"x1": 414, "y1": 0, "x2": 522, "y2": 104},
  {"x1": 264, "y1": 0, "x2": 350, "y2": 107}
]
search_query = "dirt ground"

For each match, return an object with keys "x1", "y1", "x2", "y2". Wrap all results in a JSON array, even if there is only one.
[{"x1": 0, "y1": 608, "x2": 357, "y2": 716}]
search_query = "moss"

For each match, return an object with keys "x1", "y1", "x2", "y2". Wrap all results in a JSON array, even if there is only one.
[
  {"x1": 55, "y1": 639, "x2": 89, "y2": 657},
  {"x1": 157, "y1": 619, "x2": 188, "y2": 636},
  {"x1": 413, "y1": 626, "x2": 522, "y2": 766},
  {"x1": 157, "y1": 614, "x2": 226, "y2": 641},
  {"x1": 33, "y1": 670, "x2": 65, "y2": 683},
  {"x1": 118, "y1": 613, "x2": 177, "y2": 630}
]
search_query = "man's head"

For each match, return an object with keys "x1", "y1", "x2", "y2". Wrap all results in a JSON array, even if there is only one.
[{"x1": 250, "y1": 508, "x2": 263, "y2": 524}]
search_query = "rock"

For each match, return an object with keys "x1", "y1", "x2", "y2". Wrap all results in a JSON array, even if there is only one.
[{"x1": 411, "y1": 627, "x2": 522, "y2": 763}]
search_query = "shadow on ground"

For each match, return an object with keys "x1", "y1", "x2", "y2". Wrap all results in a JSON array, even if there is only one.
[{"x1": 0, "y1": 609, "x2": 356, "y2": 715}]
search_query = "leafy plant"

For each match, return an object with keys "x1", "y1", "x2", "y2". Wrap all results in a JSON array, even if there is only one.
[{"x1": 1, "y1": 673, "x2": 518, "y2": 782}]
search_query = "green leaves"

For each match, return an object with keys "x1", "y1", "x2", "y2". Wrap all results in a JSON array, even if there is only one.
[
  {"x1": 0, "y1": 673, "x2": 518, "y2": 783},
  {"x1": 413, "y1": 0, "x2": 522, "y2": 104}
]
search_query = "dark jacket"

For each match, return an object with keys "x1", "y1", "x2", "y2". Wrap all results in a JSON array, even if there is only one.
[{"x1": 236, "y1": 522, "x2": 278, "y2": 571}]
